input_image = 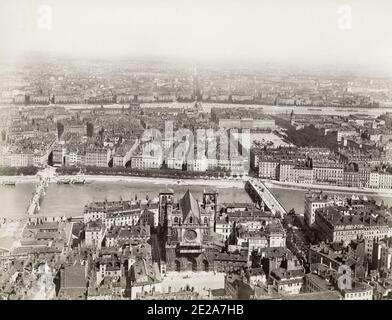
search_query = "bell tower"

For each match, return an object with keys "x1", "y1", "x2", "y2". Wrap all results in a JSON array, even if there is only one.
[
  {"x1": 158, "y1": 188, "x2": 174, "y2": 229},
  {"x1": 202, "y1": 189, "x2": 218, "y2": 231}
]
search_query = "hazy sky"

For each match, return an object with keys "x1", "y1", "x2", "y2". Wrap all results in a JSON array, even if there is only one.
[{"x1": 1, "y1": 0, "x2": 392, "y2": 72}]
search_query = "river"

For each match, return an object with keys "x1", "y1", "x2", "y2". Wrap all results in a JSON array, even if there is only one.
[
  {"x1": 7, "y1": 103, "x2": 392, "y2": 117},
  {"x1": 0, "y1": 180, "x2": 252, "y2": 218},
  {"x1": 1, "y1": 180, "x2": 392, "y2": 218}
]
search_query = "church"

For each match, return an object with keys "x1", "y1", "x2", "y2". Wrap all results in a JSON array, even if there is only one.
[{"x1": 158, "y1": 188, "x2": 220, "y2": 272}]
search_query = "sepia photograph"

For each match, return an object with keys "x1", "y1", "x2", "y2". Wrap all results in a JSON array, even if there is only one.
[{"x1": 0, "y1": 0, "x2": 392, "y2": 310}]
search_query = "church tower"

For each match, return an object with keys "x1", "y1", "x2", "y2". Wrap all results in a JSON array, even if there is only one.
[
  {"x1": 158, "y1": 188, "x2": 174, "y2": 230},
  {"x1": 202, "y1": 189, "x2": 218, "y2": 232}
]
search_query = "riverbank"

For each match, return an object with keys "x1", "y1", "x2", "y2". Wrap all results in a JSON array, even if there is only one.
[
  {"x1": 4, "y1": 174, "x2": 392, "y2": 197},
  {"x1": 0, "y1": 173, "x2": 247, "y2": 188},
  {"x1": 264, "y1": 180, "x2": 392, "y2": 197},
  {"x1": 56, "y1": 175, "x2": 247, "y2": 188},
  {"x1": 0, "y1": 176, "x2": 39, "y2": 183}
]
